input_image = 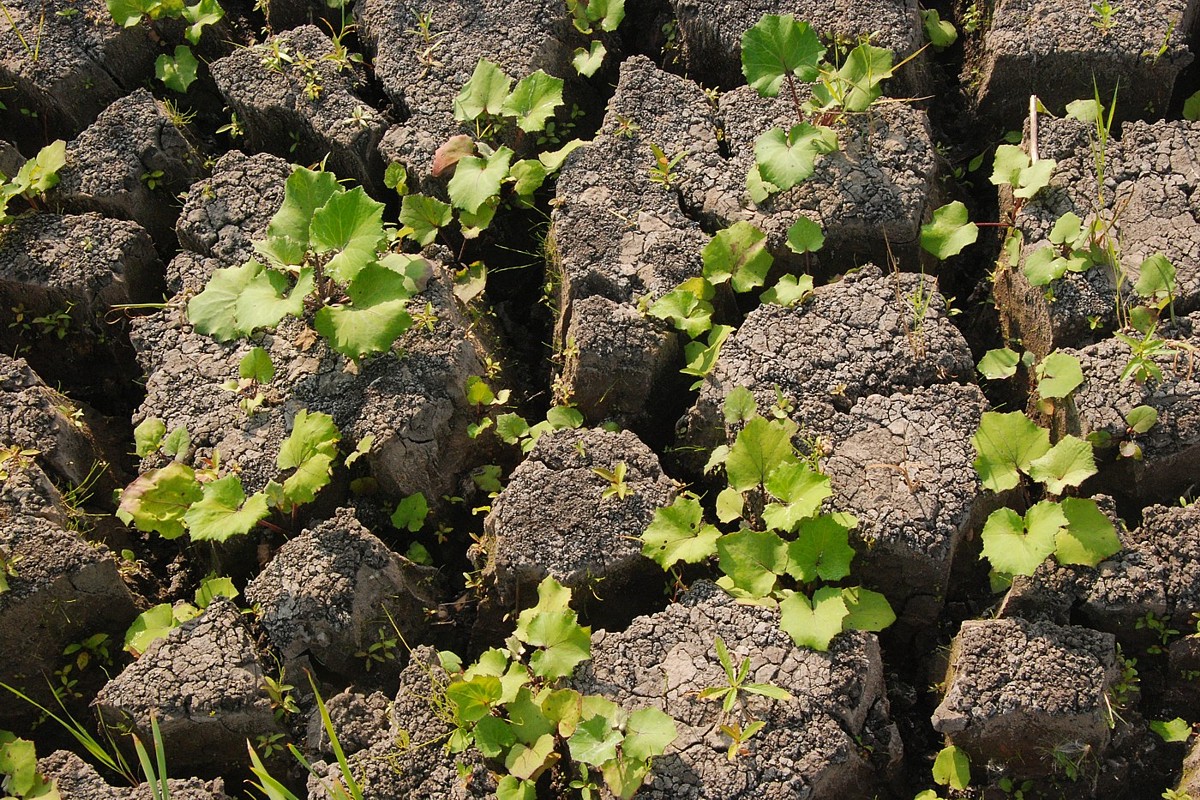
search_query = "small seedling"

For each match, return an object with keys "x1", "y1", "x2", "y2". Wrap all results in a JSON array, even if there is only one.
[
  {"x1": 355, "y1": 628, "x2": 399, "y2": 671},
  {"x1": 1091, "y1": 0, "x2": 1120, "y2": 32},
  {"x1": 719, "y1": 720, "x2": 765, "y2": 761},
  {"x1": 593, "y1": 461, "x2": 630, "y2": 500},
  {"x1": 647, "y1": 142, "x2": 685, "y2": 187},
  {"x1": 697, "y1": 636, "x2": 794, "y2": 714}
]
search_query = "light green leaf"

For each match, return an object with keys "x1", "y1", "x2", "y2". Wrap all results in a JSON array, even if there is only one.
[
  {"x1": 932, "y1": 745, "x2": 971, "y2": 790},
  {"x1": 740, "y1": 14, "x2": 825, "y2": 96},
  {"x1": 187, "y1": 260, "x2": 308, "y2": 340},
  {"x1": 14, "y1": 140, "x2": 65, "y2": 196},
  {"x1": 1028, "y1": 435, "x2": 1097, "y2": 494},
  {"x1": 539, "y1": 139, "x2": 587, "y2": 172},
  {"x1": 840, "y1": 586, "x2": 895, "y2": 632},
  {"x1": 1054, "y1": 497, "x2": 1120, "y2": 567},
  {"x1": 785, "y1": 514, "x2": 854, "y2": 582},
  {"x1": 473, "y1": 716, "x2": 517, "y2": 759},
  {"x1": 161, "y1": 425, "x2": 191, "y2": 458},
  {"x1": 134, "y1": 418, "x2": 167, "y2": 457},
  {"x1": 641, "y1": 495, "x2": 721, "y2": 567},
  {"x1": 681, "y1": 324, "x2": 732, "y2": 388},
  {"x1": 446, "y1": 676, "x2": 502, "y2": 725},
  {"x1": 1023, "y1": 245, "x2": 1068, "y2": 286},
  {"x1": 1186, "y1": 91, "x2": 1200, "y2": 122},
  {"x1": 277, "y1": 409, "x2": 340, "y2": 471},
  {"x1": 515, "y1": 577, "x2": 591, "y2": 680},
  {"x1": 761, "y1": 273, "x2": 813, "y2": 306},
  {"x1": 256, "y1": 167, "x2": 340, "y2": 266},
  {"x1": 723, "y1": 386, "x2": 758, "y2": 424},
  {"x1": 501, "y1": 70, "x2": 564, "y2": 133},
  {"x1": 495, "y1": 776, "x2": 536, "y2": 800},
  {"x1": 1066, "y1": 98, "x2": 1102, "y2": 123},
  {"x1": 972, "y1": 411, "x2": 1052, "y2": 492},
  {"x1": 314, "y1": 262, "x2": 414, "y2": 358},
  {"x1": 921, "y1": 9, "x2": 958, "y2": 48},
  {"x1": 724, "y1": 416, "x2": 799, "y2": 492},
  {"x1": 117, "y1": 461, "x2": 201, "y2": 540},
  {"x1": 507, "y1": 687, "x2": 556, "y2": 745},
  {"x1": 977, "y1": 347, "x2": 1020, "y2": 380},
  {"x1": 601, "y1": 757, "x2": 652, "y2": 800},
  {"x1": 980, "y1": 502, "x2": 1064, "y2": 576},
  {"x1": 649, "y1": 282, "x2": 715, "y2": 339},
  {"x1": 763, "y1": 462, "x2": 832, "y2": 532},
  {"x1": 779, "y1": 587, "x2": 849, "y2": 651},
  {"x1": 753, "y1": 123, "x2": 838, "y2": 192},
  {"x1": 309, "y1": 187, "x2": 385, "y2": 284},
  {"x1": 1126, "y1": 405, "x2": 1158, "y2": 434},
  {"x1": 817, "y1": 43, "x2": 893, "y2": 112},
  {"x1": 448, "y1": 146, "x2": 514, "y2": 214},
  {"x1": 453, "y1": 59, "x2": 512, "y2": 122},
  {"x1": 124, "y1": 603, "x2": 182, "y2": 655},
  {"x1": 156, "y1": 45, "x2": 198, "y2": 93},
  {"x1": 399, "y1": 194, "x2": 452, "y2": 247},
  {"x1": 568, "y1": 715, "x2": 622, "y2": 767},
  {"x1": 717, "y1": 529, "x2": 787, "y2": 598},
  {"x1": 182, "y1": 0, "x2": 223, "y2": 44},
  {"x1": 504, "y1": 734, "x2": 556, "y2": 781},
  {"x1": 194, "y1": 575, "x2": 238, "y2": 608},
  {"x1": 1135, "y1": 254, "x2": 1176, "y2": 300},
  {"x1": 510, "y1": 159, "x2": 548, "y2": 200},
  {"x1": 703, "y1": 221, "x2": 773, "y2": 293},
  {"x1": 183, "y1": 475, "x2": 269, "y2": 541},
  {"x1": 572, "y1": 41, "x2": 607, "y2": 77},
  {"x1": 1150, "y1": 718, "x2": 1192, "y2": 743},
  {"x1": 107, "y1": 0, "x2": 146, "y2": 26},
  {"x1": 391, "y1": 492, "x2": 428, "y2": 532},
  {"x1": 623, "y1": 708, "x2": 677, "y2": 761},
  {"x1": 1036, "y1": 351, "x2": 1084, "y2": 400},
  {"x1": 239, "y1": 347, "x2": 274, "y2": 383},
  {"x1": 785, "y1": 216, "x2": 824, "y2": 254},
  {"x1": 920, "y1": 201, "x2": 979, "y2": 259}
]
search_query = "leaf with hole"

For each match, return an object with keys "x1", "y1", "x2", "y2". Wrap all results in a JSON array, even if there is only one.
[{"x1": 932, "y1": 745, "x2": 970, "y2": 790}]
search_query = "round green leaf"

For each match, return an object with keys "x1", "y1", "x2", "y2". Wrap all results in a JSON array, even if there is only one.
[
  {"x1": 184, "y1": 475, "x2": 269, "y2": 542},
  {"x1": 309, "y1": 186, "x2": 386, "y2": 284},
  {"x1": 1027, "y1": 435, "x2": 1097, "y2": 495},
  {"x1": 156, "y1": 45, "x2": 198, "y2": 93},
  {"x1": 785, "y1": 514, "x2": 854, "y2": 582},
  {"x1": 972, "y1": 411, "x2": 1052, "y2": 492},
  {"x1": 453, "y1": 59, "x2": 512, "y2": 122},
  {"x1": 753, "y1": 123, "x2": 838, "y2": 192},
  {"x1": 920, "y1": 201, "x2": 979, "y2": 260},
  {"x1": 716, "y1": 529, "x2": 787, "y2": 598},
  {"x1": 840, "y1": 586, "x2": 895, "y2": 632},
  {"x1": 980, "y1": 502, "x2": 1064, "y2": 576},
  {"x1": 1054, "y1": 497, "x2": 1120, "y2": 567},
  {"x1": 740, "y1": 14, "x2": 824, "y2": 96},
  {"x1": 623, "y1": 707, "x2": 677, "y2": 761},
  {"x1": 778, "y1": 587, "x2": 849, "y2": 651},
  {"x1": 1036, "y1": 351, "x2": 1084, "y2": 399},
  {"x1": 117, "y1": 461, "x2": 201, "y2": 540},
  {"x1": 977, "y1": 347, "x2": 1020, "y2": 380},
  {"x1": 785, "y1": 216, "x2": 824, "y2": 254},
  {"x1": 702, "y1": 221, "x2": 773, "y2": 293},
  {"x1": 501, "y1": 70, "x2": 564, "y2": 133},
  {"x1": 641, "y1": 495, "x2": 721, "y2": 567},
  {"x1": 933, "y1": 745, "x2": 971, "y2": 790}
]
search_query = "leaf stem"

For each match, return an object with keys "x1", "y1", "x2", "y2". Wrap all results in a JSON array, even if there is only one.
[{"x1": 784, "y1": 72, "x2": 805, "y2": 126}]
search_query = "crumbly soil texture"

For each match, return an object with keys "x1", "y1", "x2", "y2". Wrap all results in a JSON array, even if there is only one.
[{"x1": 4, "y1": 0, "x2": 1200, "y2": 799}]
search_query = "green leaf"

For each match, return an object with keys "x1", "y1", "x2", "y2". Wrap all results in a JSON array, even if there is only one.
[
  {"x1": 1135, "y1": 254, "x2": 1176, "y2": 300},
  {"x1": 921, "y1": 9, "x2": 958, "y2": 48},
  {"x1": 162, "y1": 425, "x2": 191, "y2": 458},
  {"x1": 1023, "y1": 245, "x2": 1067, "y2": 286},
  {"x1": 539, "y1": 139, "x2": 588, "y2": 172},
  {"x1": 448, "y1": 147, "x2": 514, "y2": 215},
  {"x1": 601, "y1": 757, "x2": 652, "y2": 800},
  {"x1": 277, "y1": 409, "x2": 340, "y2": 470},
  {"x1": 1066, "y1": 98, "x2": 1102, "y2": 123},
  {"x1": 641, "y1": 495, "x2": 721, "y2": 568},
  {"x1": 134, "y1": 418, "x2": 167, "y2": 457},
  {"x1": 977, "y1": 347, "x2": 1020, "y2": 380},
  {"x1": 454, "y1": 59, "x2": 512, "y2": 121},
  {"x1": 0, "y1": 734, "x2": 50, "y2": 798},
  {"x1": 572, "y1": 41, "x2": 607, "y2": 77},
  {"x1": 182, "y1": 0, "x2": 223, "y2": 44},
  {"x1": 785, "y1": 217, "x2": 824, "y2": 254},
  {"x1": 107, "y1": 0, "x2": 146, "y2": 26},
  {"x1": 256, "y1": 167, "x2": 340, "y2": 266},
  {"x1": 933, "y1": 745, "x2": 971, "y2": 790},
  {"x1": 515, "y1": 577, "x2": 591, "y2": 680},
  {"x1": 510, "y1": 159, "x2": 548, "y2": 201},
  {"x1": 156, "y1": 45, "x2": 199, "y2": 93},
  {"x1": 194, "y1": 575, "x2": 238, "y2": 608},
  {"x1": 1126, "y1": 405, "x2": 1158, "y2": 434},
  {"x1": 1185, "y1": 90, "x2": 1200, "y2": 121},
  {"x1": 239, "y1": 347, "x2": 274, "y2": 383},
  {"x1": 753, "y1": 123, "x2": 838, "y2": 192},
  {"x1": 717, "y1": 529, "x2": 787, "y2": 598},
  {"x1": 117, "y1": 461, "x2": 202, "y2": 540},
  {"x1": 447, "y1": 676, "x2": 502, "y2": 725},
  {"x1": 1150, "y1": 718, "x2": 1192, "y2": 743},
  {"x1": 980, "y1": 502, "x2": 1065, "y2": 576},
  {"x1": 496, "y1": 776, "x2": 536, "y2": 800},
  {"x1": 183, "y1": 475, "x2": 269, "y2": 542},
  {"x1": 13, "y1": 140, "x2": 65, "y2": 196},
  {"x1": 972, "y1": 411, "x2": 1052, "y2": 492},
  {"x1": 391, "y1": 492, "x2": 428, "y2": 532},
  {"x1": 399, "y1": 194, "x2": 452, "y2": 247},
  {"x1": 309, "y1": 187, "x2": 385, "y2": 284},
  {"x1": 1027, "y1": 435, "x2": 1097, "y2": 495},
  {"x1": 501, "y1": 70, "x2": 564, "y2": 133},
  {"x1": 818, "y1": 43, "x2": 893, "y2": 112},
  {"x1": 840, "y1": 586, "x2": 895, "y2": 632},
  {"x1": 187, "y1": 261, "x2": 310, "y2": 341},
  {"x1": 648, "y1": 280, "x2": 714, "y2": 339},
  {"x1": 474, "y1": 716, "x2": 517, "y2": 759},
  {"x1": 779, "y1": 587, "x2": 849, "y2": 651},
  {"x1": 762, "y1": 462, "x2": 832, "y2": 532},
  {"x1": 124, "y1": 603, "x2": 183, "y2": 655},
  {"x1": 681, "y1": 325, "x2": 732, "y2": 388},
  {"x1": 761, "y1": 273, "x2": 813, "y2": 307},
  {"x1": 741, "y1": 14, "x2": 824, "y2": 96},
  {"x1": 920, "y1": 201, "x2": 979, "y2": 259},
  {"x1": 702, "y1": 221, "x2": 773, "y2": 293},
  {"x1": 623, "y1": 707, "x2": 677, "y2": 761},
  {"x1": 1054, "y1": 497, "x2": 1120, "y2": 567},
  {"x1": 724, "y1": 386, "x2": 758, "y2": 424},
  {"x1": 785, "y1": 514, "x2": 854, "y2": 582},
  {"x1": 725, "y1": 416, "x2": 799, "y2": 492},
  {"x1": 990, "y1": 145, "x2": 1056, "y2": 199},
  {"x1": 1036, "y1": 352, "x2": 1084, "y2": 399},
  {"x1": 504, "y1": 733, "x2": 556, "y2": 781},
  {"x1": 314, "y1": 262, "x2": 414, "y2": 359},
  {"x1": 568, "y1": 715, "x2": 622, "y2": 767}
]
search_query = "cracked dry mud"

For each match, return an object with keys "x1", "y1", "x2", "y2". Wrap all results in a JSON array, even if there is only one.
[{"x1": 3, "y1": 1, "x2": 1200, "y2": 799}]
